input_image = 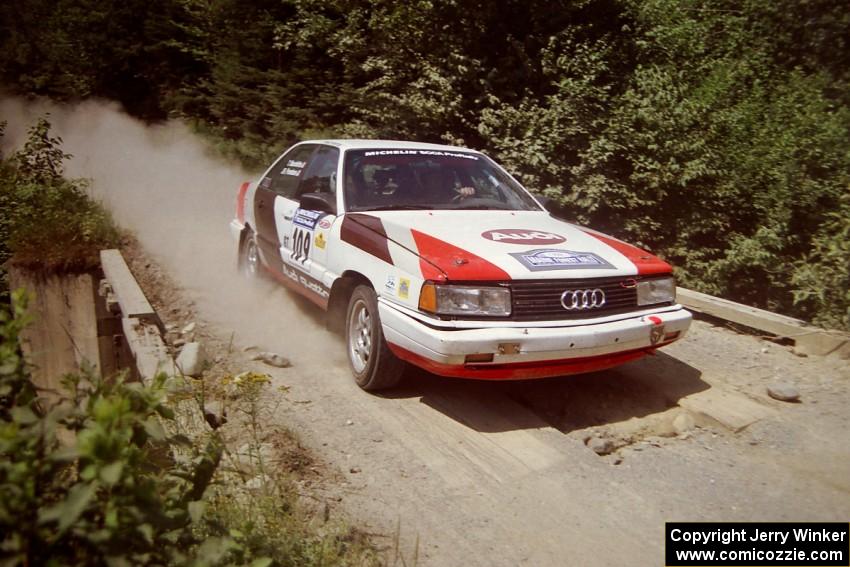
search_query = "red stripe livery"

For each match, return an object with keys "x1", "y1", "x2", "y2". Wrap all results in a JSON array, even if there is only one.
[
  {"x1": 411, "y1": 229, "x2": 511, "y2": 281},
  {"x1": 581, "y1": 229, "x2": 672, "y2": 275}
]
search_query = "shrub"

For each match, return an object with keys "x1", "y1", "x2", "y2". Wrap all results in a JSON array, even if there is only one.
[
  {"x1": 0, "y1": 117, "x2": 121, "y2": 276},
  {"x1": 0, "y1": 290, "x2": 225, "y2": 566},
  {"x1": 0, "y1": 292, "x2": 381, "y2": 566}
]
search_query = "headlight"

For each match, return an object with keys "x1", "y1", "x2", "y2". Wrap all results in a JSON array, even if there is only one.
[
  {"x1": 637, "y1": 277, "x2": 676, "y2": 306},
  {"x1": 419, "y1": 283, "x2": 511, "y2": 317}
]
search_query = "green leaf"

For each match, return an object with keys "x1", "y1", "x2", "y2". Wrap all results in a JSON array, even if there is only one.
[
  {"x1": 187, "y1": 500, "x2": 206, "y2": 524},
  {"x1": 38, "y1": 482, "x2": 96, "y2": 534},
  {"x1": 105, "y1": 507, "x2": 118, "y2": 529},
  {"x1": 50, "y1": 446, "x2": 81, "y2": 462},
  {"x1": 143, "y1": 417, "x2": 166, "y2": 441},
  {"x1": 105, "y1": 555, "x2": 132, "y2": 567},
  {"x1": 10, "y1": 406, "x2": 38, "y2": 425},
  {"x1": 137, "y1": 523, "x2": 154, "y2": 545},
  {"x1": 80, "y1": 464, "x2": 97, "y2": 481},
  {"x1": 100, "y1": 461, "x2": 124, "y2": 486},
  {"x1": 169, "y1": 433, "x2": 193, "y2": 447},
  {"x1": 155, "y1": 404, "x2": 175, "y2": 420}
]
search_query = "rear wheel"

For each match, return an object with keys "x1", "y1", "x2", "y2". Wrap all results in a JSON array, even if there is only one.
[
  {"x1": 345, "y1": 285, "x2": 406, "y2": 391},
  {"x1": 238, "y1": 230, "x2": 260, "y2": 278}
]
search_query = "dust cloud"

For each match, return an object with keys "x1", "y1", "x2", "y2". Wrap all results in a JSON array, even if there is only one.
[{"x1": 0, "y1": 96, "x2": 343, "y2": 365}]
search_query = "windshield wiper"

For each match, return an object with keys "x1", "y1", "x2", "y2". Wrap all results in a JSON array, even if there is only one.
[{"x1": 451, "y1": 204, "x2": 513, "y2": 210}]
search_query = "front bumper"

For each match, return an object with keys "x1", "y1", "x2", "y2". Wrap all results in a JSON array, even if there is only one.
[
  {"x1": 229, "y1": 219, "x2": 245, "y2": 243},
  {"x1": 379, "y1": 302, "x2": 692, "y2": 380}
]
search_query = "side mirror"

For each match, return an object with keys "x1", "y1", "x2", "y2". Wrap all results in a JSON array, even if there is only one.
[
  {"x1": 535, "y1": 194, "x2": 570, "y2": 221},
  {"x1": 534, "y1": 194, "x2": 553, "y2": 209},
  {"x1": 299, "y1": 192, "x2": 337, "y2": 215}
]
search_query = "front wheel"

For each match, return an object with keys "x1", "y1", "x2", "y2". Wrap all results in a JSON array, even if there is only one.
[{"x1": 345, "y1": 285, "x2": 406, "y2": 391}]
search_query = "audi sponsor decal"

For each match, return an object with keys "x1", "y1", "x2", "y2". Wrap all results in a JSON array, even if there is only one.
[
  {"x1": 510, "y1": 248, "x2": 615, "y2": 271},
  {"x1": 281, "y1": 263, "x2": 330, "y2": 299},
  {"x1": 560, "y1": 289, "x2": 606, "y2": 310},
  {"x1": 481, "y1": 229, "x2": 566, "y2": 245}
]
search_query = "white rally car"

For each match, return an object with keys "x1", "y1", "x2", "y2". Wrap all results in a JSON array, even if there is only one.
[{"x1": 230, "y1": 140, "x2": 692, "y2": 390}]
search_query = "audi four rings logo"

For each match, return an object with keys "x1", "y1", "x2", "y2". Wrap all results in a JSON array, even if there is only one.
[{"x1": 560, "y1": 289, "x2": 606, "y2": 310}]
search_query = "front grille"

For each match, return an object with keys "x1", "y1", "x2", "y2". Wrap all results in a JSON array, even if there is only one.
[{"x1": 510, "y1": 276, "x2": 661, "y2": 321}]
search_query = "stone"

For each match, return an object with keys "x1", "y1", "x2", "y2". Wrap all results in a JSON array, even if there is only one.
[
  {"x1": 251, "y1": 351, "x2": 292, "y2": 368},
  {"x1": 245, "y1": 475, "x2": 271, "y2": 490},
  {"x1": 203, "y1": 400, "x2": 227, "y2": 429},
  {"x1": 176, "y1": 342, "x2": 208, "y2": 377},
  {"x1": 181, "y1": 322, "x2": 196, "y2": 335},
  {"x1": 587, "y1": 437, "x2": 615, "y2": 456},
  {"x1": 672, "y1": 412, "x2": 696, "y2": 434},
  {"x1": 349, "y1": 466, "x2": 361, "y2": 474},
  {"x1": 767, "y1": 383, "x2": 801, "y2": 403}
]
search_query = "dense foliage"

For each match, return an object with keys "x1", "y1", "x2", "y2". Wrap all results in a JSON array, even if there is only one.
[
  {"x1": 0, "y1": 291, "x2": 224, "y2": 565},
  {"x1": 0, "y1": 292, "x2": 380, "y2": 566},
  {"x1": 0, "y1": 118, "x2": 122, "y2": 284},
  {"x1": 1, "y1": 0, "x2": 847, "y2": 328}
]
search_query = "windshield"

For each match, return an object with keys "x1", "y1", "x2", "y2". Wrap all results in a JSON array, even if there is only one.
[{"x1": 343, "y1": 149, "x2": 542, "y2": 212}]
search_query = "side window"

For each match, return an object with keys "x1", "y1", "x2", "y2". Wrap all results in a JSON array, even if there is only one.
[
  {"x1": 264, "y1": 145, "x2": 317, "y2": 199},
  {"x1": 296, "y1": 146, "x2": 340, "y2": 198}
]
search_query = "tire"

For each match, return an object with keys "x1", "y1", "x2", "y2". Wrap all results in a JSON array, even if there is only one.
[
  {"x1": 238, "y1": 230, "x2": 260, "y2": 279},
  {"x1": 345, "y1": 285, "x2": 406, "y2": 391}
]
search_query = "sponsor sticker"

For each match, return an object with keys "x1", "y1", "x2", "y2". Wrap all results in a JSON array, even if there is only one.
[
  {"x1": 482, "y1": 229, "x2": 566, "y2": 245},
  {"x1": 510, "y1": 249, "x2": 615, "y2": 271},
  {"x1": 314, "y1": 232, "x2": 326, "y2": 249},
  {"x1": 318, "y1": 219, "x2": 332, "y2": 229},
  {"x1": 293, "y1": 208, "x2": 324, "y2": 230},
  {"x1": 385, "y1": 275, "x2": 397, "y2": 293},
  {"x1": 398, "y1": 277, "x2": 410, "y2": 299}
]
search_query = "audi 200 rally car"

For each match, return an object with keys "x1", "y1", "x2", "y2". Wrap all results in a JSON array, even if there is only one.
[{"x1": 230, "y1": 140, "x2": 692, "y2": 391}]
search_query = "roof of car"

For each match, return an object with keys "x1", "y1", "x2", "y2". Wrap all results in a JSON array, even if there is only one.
[{"x1": 303, "y1": 139, "x2": 480, "y2": 153}]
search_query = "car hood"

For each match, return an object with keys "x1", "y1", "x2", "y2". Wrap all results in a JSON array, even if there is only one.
[{"x1": 352, "y1": 210, "x2": 672, "y2": 281}]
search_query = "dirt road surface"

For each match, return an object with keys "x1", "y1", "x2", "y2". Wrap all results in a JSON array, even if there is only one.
[{"x1": 3, "y1": 100, "x2": 848, "y2": 566}]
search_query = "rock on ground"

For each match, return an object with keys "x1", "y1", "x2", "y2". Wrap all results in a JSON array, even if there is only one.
[
  {"x1": 767, "y1": 382, "x2": 801, "y2": 403},
  {"x1": 176, "y1": 342, "x2": 208, "y2": 377},
  {"x1": 673, "y1": 412, "x2": 696, "y2": 434},
  {"x1": 587, "y1": 437, "x2": 615, "y2": 456},
  {"x1": 252, "y1": 351, "x2": 292, "y2": 368}
]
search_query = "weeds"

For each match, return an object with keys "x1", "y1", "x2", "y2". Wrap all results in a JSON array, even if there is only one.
[
  {"x1": 0, "y1": 293, "x2": 381, "y2": 566},
  {"x1": 0, "y1": 116, "x2": 121, "y2": 278}
]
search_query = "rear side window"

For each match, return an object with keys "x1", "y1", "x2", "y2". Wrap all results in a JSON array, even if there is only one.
[
  {"x1": 262, "y1": 145, "x2": 317, "y2": 198},
  {"x1": 297, "y1": 146, "x2": 340, "y2": 198}
]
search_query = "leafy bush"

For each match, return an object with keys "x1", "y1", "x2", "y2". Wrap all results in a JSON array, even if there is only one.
[
  {"x1": 2, "y1": 0, "x2": 848, "y2": 329},
  {"x1": 0, "y1": 290, "x2": 224, "y2": 566},
  {"x1": 0, "y1": 293, "x2": 381, "y2": 566},
  {"x1": 0, "y1": 117, "x2": 122, "y2": 276}
]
